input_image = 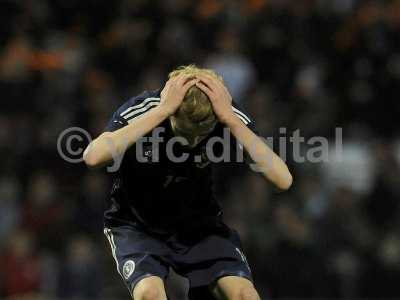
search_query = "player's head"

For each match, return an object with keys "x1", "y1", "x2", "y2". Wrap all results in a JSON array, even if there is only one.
[{"x1": 168, "y1": 65, "x2": 221, "y2": 147}]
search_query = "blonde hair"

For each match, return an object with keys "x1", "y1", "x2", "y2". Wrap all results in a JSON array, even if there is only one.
[
  {"x1": 168, "y1": 64, "x2": 223, "y2": 82},
  {"x1": 168, "y1": 65, "x2": 220, "y2": 135}
]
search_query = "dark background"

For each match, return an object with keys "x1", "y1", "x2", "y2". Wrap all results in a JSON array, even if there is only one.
[{"x1": 1, "y1": 0, "x2": 400, "y2": 299}]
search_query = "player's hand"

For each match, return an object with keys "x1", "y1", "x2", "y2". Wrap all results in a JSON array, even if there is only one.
[
  {"x1": 195, "y1": 74, "x2": 236, "y2": 125},
  {"x1": 160, "y1": 74, "x2": 198, "y2": 116}
]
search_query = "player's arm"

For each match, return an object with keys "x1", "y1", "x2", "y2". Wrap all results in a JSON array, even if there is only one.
[
  {"x1": 83, "y1": 75, "x2": 198, "y2": 168},
  {"x1": 225, "y1": 118, "x2": 292, "y2": 190},
  {"x1": 196, "y1": 74, "x2": 293, "y2": 190}
]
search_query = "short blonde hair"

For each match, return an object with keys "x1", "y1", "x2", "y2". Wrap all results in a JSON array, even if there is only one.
[
  {"x1": 168, "y1": 64, "x2": 223, "y2": 82},
  {"x1": 168, "y1": 65, "x2": 220, "y2": 136}
]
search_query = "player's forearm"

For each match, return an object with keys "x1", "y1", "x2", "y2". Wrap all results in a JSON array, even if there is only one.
[
  {"x1": 226, "y1": 118, "x2": 293, "y2": 190},
  {"x1": 83, "y1": 106, "x2": 169, "y2": 168}
]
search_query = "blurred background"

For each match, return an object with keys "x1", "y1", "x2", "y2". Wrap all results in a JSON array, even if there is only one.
[{"x1": 1, "y1": 0, "x2": 400, "y2": 299}]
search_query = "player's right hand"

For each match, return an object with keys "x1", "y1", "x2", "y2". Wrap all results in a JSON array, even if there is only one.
[{"x1": 160, "y1": 74, "x2": 198, "y2": 116}]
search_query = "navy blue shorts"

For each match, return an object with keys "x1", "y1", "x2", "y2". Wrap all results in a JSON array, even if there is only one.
[{"x1": 103, "y1": 224, "x2": 253, "y2": 296}]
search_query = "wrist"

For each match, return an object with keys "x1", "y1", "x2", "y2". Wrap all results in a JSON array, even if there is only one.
[
  {"x1": 224, "y1": 114, "x2": 242, "y2": 128},
  {"x1": 154, "y1": 104, "x2": 172, "y2": 120},
  {"x1": 158, "y1": 101, "x2": 176, "y2": 115}
]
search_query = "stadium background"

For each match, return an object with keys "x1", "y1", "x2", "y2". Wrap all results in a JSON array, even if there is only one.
[{"x1": 1, "y1": 0, "x2": 400, "y2": 299}]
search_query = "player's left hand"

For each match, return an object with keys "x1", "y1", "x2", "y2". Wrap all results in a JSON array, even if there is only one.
[{"x1": 195, "y1": 74, "x2": 236, "y2": 125}]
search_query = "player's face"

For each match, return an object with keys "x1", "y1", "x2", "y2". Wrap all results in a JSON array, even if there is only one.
[{"x1": 170, "y1": 117, "x2": 216, "y2": 148}]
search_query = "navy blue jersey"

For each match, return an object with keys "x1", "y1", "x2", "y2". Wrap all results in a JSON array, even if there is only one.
[{"x1": 103, "y1": 89, "x2": 258, "y2": 234}]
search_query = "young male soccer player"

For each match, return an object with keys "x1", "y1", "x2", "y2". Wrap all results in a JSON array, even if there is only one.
[{"x1": 83, "y1": 65, "x2": 292, "y2": 300}]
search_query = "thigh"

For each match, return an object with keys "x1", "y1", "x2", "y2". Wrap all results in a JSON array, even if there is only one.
[
  {"x1": 103, "y1": 226, "x2": 170, "y2": 297},
  {"x1": 212, "y1": 276, "x2": 260, "y2": 300},
  {"x1": 133, "y1": 276, "x2": 167, "y2": 300}
]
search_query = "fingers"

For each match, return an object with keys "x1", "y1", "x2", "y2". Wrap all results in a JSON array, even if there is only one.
[
  {"x1": 160, "y1": 83, "x2": 169, "y2": 102},
  {"x1": 182, "y1": 78, "x2": 198, "y2": 92},
  {"x1": 196, "y1": 74, "x2": 230, "y2": 102},
  {"x1": 173, "y1": 74, "x2": 198, "y2": 95},
  {"x1": 165, "y1": 73, "x2": 184, "y2": 88},
  {"x1": 195, "y1": 81, "x2": 214, "y2": 98},
  {"x1": 177, "y1": 74, "x2": 195, "y2": 87},
  {"x1": 197, "y1": 74, "x2": 226, "y2": 96},
  {"x1": 163, "y1": 74, "x2": 189, "y2": 95},
  {"x1": 164, "y1": 73, "x2": 228, "y2": 103},
  {"x1": 195, "y1": 74, "x2": 217, "y2": 91}
]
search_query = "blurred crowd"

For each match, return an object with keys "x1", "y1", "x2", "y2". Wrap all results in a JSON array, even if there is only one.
[{"x1": 1, "y1": 0, "x2": 400, "y2": 299}]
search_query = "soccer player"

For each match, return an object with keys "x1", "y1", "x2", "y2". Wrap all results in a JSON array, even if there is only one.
[{"x1": 83, "y1": 65, "x2": 292, "y2": 300}]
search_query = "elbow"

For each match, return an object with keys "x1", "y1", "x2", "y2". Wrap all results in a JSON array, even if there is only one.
[
  {"x1": 83, "y1": 146, "x2": 101, "y2": 169},
  {"x1": 277, "y1": 172, "x2": 293, "y2": 191}
]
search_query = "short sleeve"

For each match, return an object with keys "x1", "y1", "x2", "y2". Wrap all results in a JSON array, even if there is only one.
[
  {"x1": 104, "y1": 112, "x2": 129, "y2": 133},
  {"x1": 103, "y1": 90, "x2": 161, "y2": 133},
  {"x1": 230, "y1": 101, "x2": 260, "y2": 164},
  {"x1": 231, "y1": 101, "x2": 259, "y2": 135}
]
